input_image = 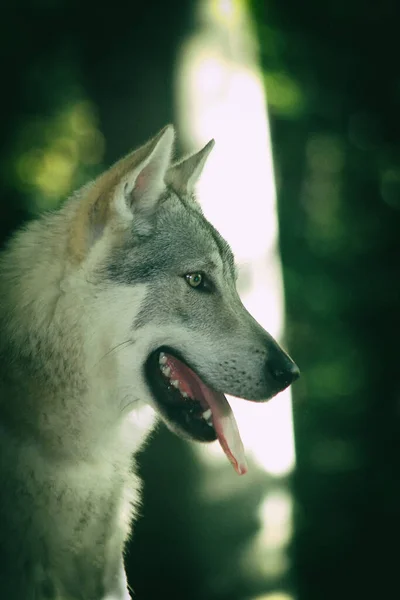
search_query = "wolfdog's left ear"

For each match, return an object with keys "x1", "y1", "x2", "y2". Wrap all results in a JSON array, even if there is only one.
[
  {"x1": 166, "y1": 139, "x2": 215, "y2": 195},
  {"x1": 113, "y1": 125, "x2": 175, "y2": 223},
  {"x1": 71, "y1": 126, "x2": 174, "y2": 259}
]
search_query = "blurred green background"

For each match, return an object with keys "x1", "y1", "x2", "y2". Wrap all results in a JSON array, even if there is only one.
[{"x1": 1, "y1": 1, "x2": 399, "y2": 599}]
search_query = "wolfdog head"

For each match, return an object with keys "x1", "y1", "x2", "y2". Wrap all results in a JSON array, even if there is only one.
[
  {"x1": 75, "y1": 125, "x2": 299, "y2": 472},
  {"x1": 2, "y1": 126, "x2": 299, "y2": 473}
]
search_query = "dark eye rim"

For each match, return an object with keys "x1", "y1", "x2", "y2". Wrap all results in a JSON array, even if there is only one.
[
  {"x1": 186, "y1": 272, "x2": 202, "y2": 287},
  {"x1": 184, "y1": 272, "x2": 214, "y2": 292}
]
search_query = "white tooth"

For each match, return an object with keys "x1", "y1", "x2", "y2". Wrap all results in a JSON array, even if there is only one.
[
  {"x1": 159, "y1": 353, "x2": 167, "y2": 365},
  {"x1": 181, "y1": 392, "x2": 188, "y2": 398},
  {"x1": 162, "y1": 366, "x2": 171, "y2": 377},
  {"x1": 171, "y1": 379, "x2": 179, "y2": 388},
  {"x1": 202, "y1": 409, "x2": 212, "y2": 420}
]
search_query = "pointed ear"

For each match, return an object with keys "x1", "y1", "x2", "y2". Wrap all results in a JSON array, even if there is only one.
[
  {"x1": 69, "y1": 125, "x2": 175, "y2": 261},
  {"x1": 166, "y1": 139, "x2": 215, "y2": 195},
  {"x1": 114, "y1": 124, "x2": 175, "y2": 222},
  {"x1": 121, "y1": 125, "x2": 174, "y2": 213}
]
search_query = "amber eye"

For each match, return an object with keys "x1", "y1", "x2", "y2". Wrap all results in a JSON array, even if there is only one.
[{"x1": 185, "y1": 273, "x2": 203, "y2": 288}]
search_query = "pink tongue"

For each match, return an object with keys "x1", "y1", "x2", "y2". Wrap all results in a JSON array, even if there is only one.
[{"x1": 166, "y1": 355, "x2": 248, "y2": 476}]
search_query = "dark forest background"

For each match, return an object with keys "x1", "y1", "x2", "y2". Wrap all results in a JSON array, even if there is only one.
[{"x1": 1, "y1": 1, "x2": 399, "y2": 599}]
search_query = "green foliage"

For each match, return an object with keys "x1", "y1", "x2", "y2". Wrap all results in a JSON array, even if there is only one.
[
  {"x1": 9, "y1": 97, "x2": 104, "y2": 211},
  {"x1": 250, "y1": 0, "x2": 400, "y2": 597}
]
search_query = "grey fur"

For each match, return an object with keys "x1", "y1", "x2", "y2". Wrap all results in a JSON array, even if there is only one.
[{"x1": 0, "y1": 125, "x2": 298, "y2": 599}]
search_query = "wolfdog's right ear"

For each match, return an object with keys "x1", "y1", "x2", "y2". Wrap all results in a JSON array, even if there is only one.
[{"x1": 70, "y1": 125, "x2": 174, "y2": 260}]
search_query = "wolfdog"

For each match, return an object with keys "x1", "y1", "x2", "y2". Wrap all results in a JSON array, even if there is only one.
[{"x1": 0, "y1": 125, "x2": 299, "y2": 599}]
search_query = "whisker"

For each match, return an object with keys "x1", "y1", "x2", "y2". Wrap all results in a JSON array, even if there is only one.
[
  {"x1": 120, "y1": 398, "x2": 140, "y2": 413},
  {"x1": 93, "y1": 339, "x2": 134, "y2": 368}
]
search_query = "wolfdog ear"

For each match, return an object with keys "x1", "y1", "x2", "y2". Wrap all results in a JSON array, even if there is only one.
[
  {"x1": 166, "y1": 139, "x2": 215, "y2": 195},
  {"x1": 113, "y1": 125, "x2": 175, "y2": 224},
  {"x1": 72, "y1": 126, "x2": 174, "y2": 256},
  {"x1": 70, "y1": 126, "x2": 174, "y2": 260}
]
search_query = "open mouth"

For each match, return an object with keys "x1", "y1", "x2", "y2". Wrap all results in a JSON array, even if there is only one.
[{"x1": 144, "y1": 347, "x2": 247, "y2": 475}]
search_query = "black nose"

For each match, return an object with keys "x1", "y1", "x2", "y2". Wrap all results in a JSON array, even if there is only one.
[{"x1": 268, "y1": 352, "x2": 300, "y2": 389}]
